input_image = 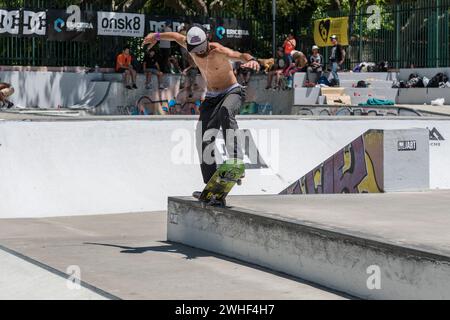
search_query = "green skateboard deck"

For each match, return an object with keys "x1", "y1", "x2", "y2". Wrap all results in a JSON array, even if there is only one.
[{"x1": 199, "y1": 159, "x2": 245, "y2": 206}]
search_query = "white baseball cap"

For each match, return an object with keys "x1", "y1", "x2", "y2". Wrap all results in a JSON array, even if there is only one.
[
  {"x1": 312, "y1": 45, "x2": 319, "y2": 50},
  {"x1": 186, "y1": 24, "x2": 208, "y2": 54}
]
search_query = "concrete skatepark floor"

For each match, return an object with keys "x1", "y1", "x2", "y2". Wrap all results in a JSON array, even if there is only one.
[{"x1": 0, "y1": 211, "x2": 348, "y2": 300}]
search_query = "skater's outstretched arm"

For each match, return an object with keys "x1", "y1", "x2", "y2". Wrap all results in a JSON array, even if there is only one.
[
  {"x1": 209, "y1": 43, "x2": 260, "y2": 72},
  {"x1": 143, "y1": 32, "x2": 187, "y2": 49}
]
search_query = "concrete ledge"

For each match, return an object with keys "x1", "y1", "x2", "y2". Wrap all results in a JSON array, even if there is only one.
[
  {"x1": 344, "y1": 88, "x2": 398, "y2": 105},
  {"x1": 293, "y1": 88, "x2": 320, "y2": 105},
  {"x1": 397, "y1": 88, "x2": 450, "y2": 105},
  {"x1": 167, "y1": 194, "x2": 450, "y2": 299},
  {"x1": 399, "y1": 68, "x2": 450, "y2": 82}
]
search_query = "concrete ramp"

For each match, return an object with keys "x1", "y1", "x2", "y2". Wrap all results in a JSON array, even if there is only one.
[
  {"x1": 281, "y1": 129, "x2": 429, "y2": 195},
  {"x1": 168, "y1": 192, "x2": 450, "y2": 299}
]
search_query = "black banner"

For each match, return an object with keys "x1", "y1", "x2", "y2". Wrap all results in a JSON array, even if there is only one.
[
  {"x1": 210, "y1": 17, "x2": 251, "y2": 50},
  {"x1": 47, "y1": 7, "x2": 96, "y2": 42},
  {"x1": 146, "y1": 16, "x2": 251, "y2": 50},
  {"x1": 0, "y1": 6, "x2": 252, "y2": 49}
]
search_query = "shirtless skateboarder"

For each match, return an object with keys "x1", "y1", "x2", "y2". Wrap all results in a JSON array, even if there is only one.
[{"x1": 143, "y1": 24, "x2": 260, "y2": 198}]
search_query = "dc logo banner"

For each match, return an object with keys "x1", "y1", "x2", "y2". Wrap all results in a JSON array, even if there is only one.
[
  {"x1": 23, "y1": 11, "x2": 47, "y2": 36},
  {"x1": 0, "y1": 10, "x2": 20, "y2": 35},
  {"x1": 97, "y1": 11, "x2": 145, "y2": 37},
  {"x1": 148, "y1": 18, "x2": 186, "y2": 33}
]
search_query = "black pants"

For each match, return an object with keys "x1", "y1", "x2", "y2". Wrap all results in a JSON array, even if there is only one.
[
  {"x1": 306, "y1": 66, "x2": 323, "y2": 83},
  {"x1": 159, "y1": 48, "x2": 171, "y2": 73},
  {"x1": 196, "y1": 86, "x2": 246, "y2": 184}
]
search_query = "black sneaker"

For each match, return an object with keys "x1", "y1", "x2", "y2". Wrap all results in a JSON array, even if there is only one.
[
  {"x1": 236, "y1": 172, "x2": 246, "y2": 186},
  {"x1": 192, "y1": 191, "x2": 202, "y2": 199},
  {"x1": 126, "y1": 85, "x2": 132, "y2": 90},
  {"x1": 132, "y1": 84, "x2": 138, "y2": 89}
]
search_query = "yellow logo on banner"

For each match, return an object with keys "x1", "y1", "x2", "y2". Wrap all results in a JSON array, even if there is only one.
[{"x1": 314, "y1": 17, "x2": 349, "y2": 47}]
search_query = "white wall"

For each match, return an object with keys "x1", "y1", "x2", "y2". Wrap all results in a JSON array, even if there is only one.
[
  {"x1": 0, "y1": 71, "x2": 105, "y2": 108},
  {"x1": 0, "y1": 117, "x2": 449, "y2": 218}
]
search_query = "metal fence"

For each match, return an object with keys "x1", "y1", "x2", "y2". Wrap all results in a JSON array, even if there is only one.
[
  {"x1": 0, "y1": 0, "x2": 449, "y2": 69},
  {"x1": 312, "y1": 0, "x2": 450, "y2": 69}
]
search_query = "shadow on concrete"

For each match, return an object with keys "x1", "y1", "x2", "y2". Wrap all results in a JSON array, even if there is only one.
[
  {"x1": 84, "y1": 241, "x2": 207, "y2": 260},
  {"x1": 84, "y1": 240, "x2": 356, "y2": 299}
]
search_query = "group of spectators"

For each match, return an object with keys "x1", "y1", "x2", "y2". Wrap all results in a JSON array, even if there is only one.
[
  {"x1": 232, "y1": 32, "x2": 346, "y2": 90},
  {"x1": 265, "y1": 33, "x2": 346, "y2": 90},
  {"x1": 115, "y1": 22, "x2": 202, "y2": 91},
  {"x1": 116, "y1": 45, "x2": 185, "y2": 90}
]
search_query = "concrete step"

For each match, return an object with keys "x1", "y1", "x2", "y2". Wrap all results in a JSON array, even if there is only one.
[
  {"x1": 168, "y1": 192, "x2": 450, "y2": 300},
  {"x1": 399, "y1": 68, "x2": 450, "y2": 82},
  {"x1": 338, "y1": 72, "x2": 398, "y2": 82},
  {"x1": 339, "y1": 80, "x2": 394, "y2": 89},
  {"x1": 397, "y1": 88, "x2": 450, "y2": 105},
  {"x1": 344, "y1": 88, "x2": 398, "y2": 105}
]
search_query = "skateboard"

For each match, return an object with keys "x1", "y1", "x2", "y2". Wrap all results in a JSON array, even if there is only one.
[{"x1": 199, "y1": 159, "x2": 245, "y2": 207}]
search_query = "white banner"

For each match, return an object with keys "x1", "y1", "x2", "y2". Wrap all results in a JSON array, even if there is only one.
[
  {"x1": 97, "y1": 11, "x2": 144, "y2": 37},
  {"x1": 23, "y1": 10, "x2": 46, "y2": 36},
  {"x1": 0, "y1": 10, "x2": 20, "y2": 35}
]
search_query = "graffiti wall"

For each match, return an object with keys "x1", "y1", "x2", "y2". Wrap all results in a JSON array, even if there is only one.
[
  {"x1": 280, "y1": 130, "x2": 384, "y2": 194},
  {"x1": 291, "y1": 106, "x2": 424, "y2": 117},
  {"x1": 105, "y1": 74, "x2": 293, "y2": 116}
]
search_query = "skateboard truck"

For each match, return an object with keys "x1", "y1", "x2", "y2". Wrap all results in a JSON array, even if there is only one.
[
  {"x1": 193, "y1": 192, "x2": 227, "y2": 207},
  {"x1": 216, "y1": 176, "x2": 242, "y2": 185},
  {"x1": 207, "y1": 195, "x2": 226, "y2": 207}
]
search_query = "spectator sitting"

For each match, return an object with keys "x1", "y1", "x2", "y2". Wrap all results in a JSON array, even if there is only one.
[
  {"x1": 306, "y1": 45, "x2": 324, "y2": 84},
  {"x1": 283, "y1": 50, "x2": 308, "y2": 88},
  {"x1": 168, "y1": 55, "x2": 181, "y2": 74},
  {"x1": 266, "y1": 48, "x2": 286, "y2": 90},
  {"x1": 116, "y1": 46, "x2": 137, "y2": 90},
  {"x1": 0, "y1": 82, "x2": 14, "y2": 109},
  {"x1": 143, "y1": 48, "x2": 165, "y2": 90}
]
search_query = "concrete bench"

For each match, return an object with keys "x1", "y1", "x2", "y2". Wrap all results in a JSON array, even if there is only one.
[{"x1": 398, "y1": 88, "x2": 450, "y2": 105}]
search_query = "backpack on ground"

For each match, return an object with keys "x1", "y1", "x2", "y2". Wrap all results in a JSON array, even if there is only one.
[
  {"x1": 329, "y1": 78, "x2": 339, "y2": 87},
  {"x1": 392, "y1": 80, "x2": 407, "y2": 88},
  {"x1": 427, "y1": 73, "x2": 449, "y2": 88},
  {"x1": 356, "y1": 80, "x2": 369, "y2": 88},
  {"x1": 407, "y1": 73, "x2": 424, "y2": 88}
]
